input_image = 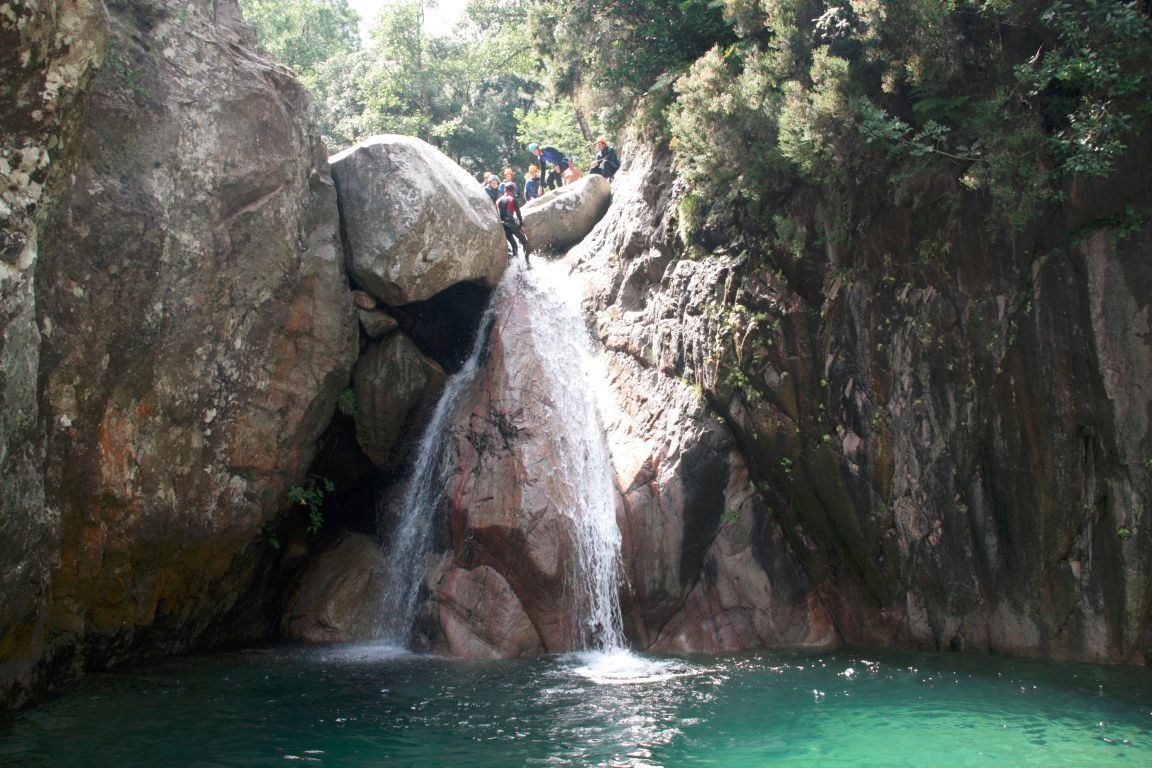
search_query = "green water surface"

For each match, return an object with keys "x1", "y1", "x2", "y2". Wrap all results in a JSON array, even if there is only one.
[{"x1": 2, "y1": 646, "x2": 1148, "y2": 767}]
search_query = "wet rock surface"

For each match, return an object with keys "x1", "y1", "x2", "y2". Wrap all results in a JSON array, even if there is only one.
[
  {"x1": 564, "y1": 140, "x2": 1152, "y2": 663},
  {"x1": 429, "y1": 283, "x2": 588, "y2": 653},
  {"x1": 430, "y1": 562, "x2": 544, "y2": 659},
  {"x1": 281, "y1": 534, "x2": 388, "y2": 643},
  {"x1": 352, "y1": 332, "x2": 445, "y2": 472}
]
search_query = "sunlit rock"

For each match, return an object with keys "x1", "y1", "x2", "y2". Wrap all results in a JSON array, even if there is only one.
[
  {"x1": 330, "y1": 135, "x2": 506, "y2": 306},
  {"x1": 521, "y1": 174, "x2": 612, "y2": 253}
]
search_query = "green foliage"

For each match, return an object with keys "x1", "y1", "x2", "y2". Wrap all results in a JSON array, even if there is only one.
[
  {"x1": 667, "y1": 44, "x2": 789, "y2": 218},
  {"x1": 1116, "y1": 527, "x2": 1133, "y2": 541},
  {"x1": 240, "y1": 0, "x2": 359, "y2": 80},
  {"x1": 1018, "y1": 0, "x2": 1152, "y2": 178},
  {"x1": 515, "y1": 98, "x2": 599, "y2": 170},
  {"x1": 306, "y1": 0, "x2": 540, "y2": 170},
  {"x1": 336, "y1": 387, "x2": 356, "y2": 417},
  {"x1": 531, "y1": 0, "x2": 735, "y2": 123},
  {"x1": 721, "y1": 506, "x2": 742, "y2": 524},
  {"x1": 287, "y1": 476, "x2": 336, "y2": 533}
]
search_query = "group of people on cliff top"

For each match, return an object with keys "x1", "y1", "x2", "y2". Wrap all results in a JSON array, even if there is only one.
[{"x1": 482, "y1": 135, "x2": 621, "y2": 269}]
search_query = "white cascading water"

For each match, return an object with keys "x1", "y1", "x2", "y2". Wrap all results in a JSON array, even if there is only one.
[
  {"x1": 376, "y1": 261, "x2": 625, "y2": 653},
  {"x1": 519, "y1": 263, "x2": 626, "y2": 652},
  {"x1": 374, "y1": 285, "x2": 501, "y2": 644}
]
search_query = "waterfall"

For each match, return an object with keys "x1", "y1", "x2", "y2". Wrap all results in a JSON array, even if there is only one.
[
  {"x1": 376, "y1": 262, "x2": 625, "y2": 652},
  {"x1": 520, "y1": 265, "x2": 625, "y2": 652},
  {"x1": 375, "y1": 287, "x2": 499, "y2": 644}
]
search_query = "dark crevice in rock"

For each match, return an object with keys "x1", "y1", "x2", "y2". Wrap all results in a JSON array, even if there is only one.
[
  {"x1": 389, "y1": 281, "x2": 492, "y2": 374},
  {"x1": 677, "y1": 429, "x2": 732, "y2": 588},
  {"x1": 304, "y1": 411, "x2": 381, "y2": 536}
]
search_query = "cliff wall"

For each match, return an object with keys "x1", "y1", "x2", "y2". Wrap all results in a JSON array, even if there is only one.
[
  {"x1": 0, "y1": 0, "x2": 356, "y2": 712},
  {"x1": 566, "y1": 139, "x2": 1151, "y2": 662}
]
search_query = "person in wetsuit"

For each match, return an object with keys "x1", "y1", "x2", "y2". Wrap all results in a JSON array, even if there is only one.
[
  {"x1": 496, "y1": 181, "x2": 531, "y2": 267},
  {"x1": 589, "y1": 136, "x2": 620, "y2": 180},
  {"x1": 528, "y1": 143, "x2": 569, "y2": 191}
]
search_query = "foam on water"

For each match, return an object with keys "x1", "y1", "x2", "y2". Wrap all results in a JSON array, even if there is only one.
[
  {"x1": 311, "y1": 642, "x2": 411, "y2": 664},
  {"x1": 564, "y1": 650, "x2": 702, "y2": 686}
]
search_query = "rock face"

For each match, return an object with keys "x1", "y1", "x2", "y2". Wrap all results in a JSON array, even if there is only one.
[
  {"x1": 562, "y1": 140, "x2": 1152, "y2": 663},
  {"x1": 1, "y1": 0, "x2": 357, "y2": 713},
  {"x1": 352, "y1": 332, "x2": 445, "y2": 471},
  {"x1": 330, "y1": 135, "x2": 507, "y2": 306},
  {"x1": 427, "y1": 280, "x2": 590, "y2": 653},
  {"x1": 416, "y1": 266, "x2": 832, "y2": 657},
  {"x1": 428, "y1": 561, "x2": 543, "y2": 659},
  {"x1": 0, "y1": 0, "x2": 108, "y2": 716},
  {"x1": 522, "y1": 174, "x2": 612, "y2": 253},
  {"x1": 281, "y1": 535, "x2": 388, "y2": 642}
]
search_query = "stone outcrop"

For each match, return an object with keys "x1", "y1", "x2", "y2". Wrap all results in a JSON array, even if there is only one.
[
  {"x1": 416, "y1": 263, "x2": 832, "y2": 657},
  {"x1": 562, "y1": 139, "x2": 1152, "y2": 663},
  {"x1": 352, "y1": 332, "x2": 445, "y2": 472},
  {"x1": 428, "y1": 561, "x2": 544, "y2": 659},
  {"x1": 522, "y1": 174, "x2": 612, "y2": 253},
  {"x1": 281, "y1": 534, "x2": 388, "y2": 642},
  {"x1": 428, "y1": 281, "x2": 588, "y2": 652},
  {"x1": 1, "y1": 0, "x2": 109, "y2": 716},
  {"x1": 1, "y1": 0, "x2": 357, "y2": 713},
  {"x1": 330, "y1": 135, "x2": 506, "y2": 307}
]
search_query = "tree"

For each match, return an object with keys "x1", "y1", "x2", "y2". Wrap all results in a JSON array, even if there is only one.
[{"x1": 239, "y1": 0, "x2": 360, "y2": 81}]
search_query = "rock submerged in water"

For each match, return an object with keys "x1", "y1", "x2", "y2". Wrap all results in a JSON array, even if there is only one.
[
  {"x1": 281, "y1": 534, "x2": 388, "y2": 643},
  {"x1": 522, "y1": 174, "x2": 612, "y2": 253},
  {"x1": 330, "y1": 135, "x2": 506, "y2": 306}
]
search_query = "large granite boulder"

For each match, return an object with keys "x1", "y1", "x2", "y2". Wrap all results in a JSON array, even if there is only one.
[
  {"x1": 1, "y1": 0, "x2": 357, "y2": 712},
  {"x1": 429, "y1": 563, "x2": 544, "y2": 659},
  {"x1": 352, "y1": 332, "x2": 445, "y2": 472},
  {"x1": 330, "y1": 135, "x2": 506, "y2": 306},
  {"x1": 281, "y1": 534, "x2": 389, "y2": 643},
  {"x1": 521, "y1": 174, "x2": 612, "y2": 253}
]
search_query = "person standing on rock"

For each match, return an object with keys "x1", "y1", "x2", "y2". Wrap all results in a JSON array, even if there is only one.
[
  {"x1": 589, "y1": 136, "x2": 620, "y2": 180},
  {"x1": 484, "y1": 173, "x2": 501, "y2": 203},
  {"x1": 497, "y1": 181, "x2": 531, "y2": 267},
  {"x1": 524, "y1": 165, "x2": 543, "y2": 202},
  {"x1": 528, "y1": 143, "x2": 568, "y2": 191}
]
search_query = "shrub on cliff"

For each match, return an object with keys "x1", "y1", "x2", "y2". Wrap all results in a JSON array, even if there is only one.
[{"x1": 536, "y1": 0, "x2": 1152, "y2": 240}]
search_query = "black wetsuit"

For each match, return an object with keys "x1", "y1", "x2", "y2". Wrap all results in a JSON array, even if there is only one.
[
  {"x1": 534, "y1": 146, "x2": 568, "y2": 191},
  {"x1": 590, "y1": 145, "x2": 620, "y2": 179},
  {"x1": 497, "y1": 192, "x2": 529, "y2": 262}
]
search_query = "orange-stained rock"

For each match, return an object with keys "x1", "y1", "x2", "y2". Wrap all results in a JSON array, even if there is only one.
[{"x1": 4, "y1": 0, "x2": 357, "y2": 713}]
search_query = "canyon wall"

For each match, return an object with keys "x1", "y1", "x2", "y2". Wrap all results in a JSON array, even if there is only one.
[
  {"x1": 1, "y1": 0, "x2": 357, "y2": 712},
  {"x1": 562, "y1": 140, "x2": 1151, "y2": 662}
]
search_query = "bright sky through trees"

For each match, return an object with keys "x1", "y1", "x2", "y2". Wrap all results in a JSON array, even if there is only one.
[{"x1": 347, "y1": 0, "x2": 467, "y2": 38}]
